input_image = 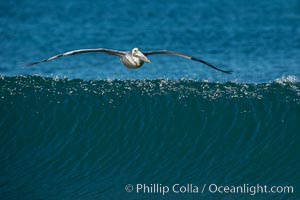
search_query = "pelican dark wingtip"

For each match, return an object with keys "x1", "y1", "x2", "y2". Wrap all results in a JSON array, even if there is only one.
[
  {"x1": 223, "y1": 70, "x2": 233, "y2": 74},
  {"x1": 210, "y1": 69, "x2": 233, "y2": 74},
  {"x1": 25, "y1": 62, "x2": 39, "y2": 67},
  {"x1": 190, "y1": 56, "x2": 233, "y2": 74}
]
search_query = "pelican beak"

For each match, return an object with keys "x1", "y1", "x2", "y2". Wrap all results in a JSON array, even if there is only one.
[{"x1": 135, "y1": 51, "x2": 151, "y2": 62}]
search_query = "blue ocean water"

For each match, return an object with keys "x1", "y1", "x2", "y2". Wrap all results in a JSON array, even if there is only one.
[
  {"x1": 0, "y1": 0, "x2": 300, "y2": 200},
  {"x1": 0, "y1": 0, "x2": 299, "y2": 81}
]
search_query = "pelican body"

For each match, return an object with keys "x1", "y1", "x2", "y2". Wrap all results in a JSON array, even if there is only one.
[
  {"x1": 121, "y1": 48, "x2": 150, "y2": 69},
  {"x1": 27, "y1": 47, "x2": 232, "y2": 74}
]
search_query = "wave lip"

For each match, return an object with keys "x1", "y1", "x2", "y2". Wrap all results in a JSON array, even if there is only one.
[{"x1": 0, "y1": 75, "x2": 299, "y2": 102}]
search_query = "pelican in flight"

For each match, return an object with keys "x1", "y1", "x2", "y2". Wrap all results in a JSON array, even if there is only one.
[{"x1": 27, "y1": 48, "x2": 232, "y2": 74}]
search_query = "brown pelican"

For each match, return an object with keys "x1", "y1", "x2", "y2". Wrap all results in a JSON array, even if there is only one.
[{"x1": 27, "y1": 47, "x2": 232, "y2": 74}]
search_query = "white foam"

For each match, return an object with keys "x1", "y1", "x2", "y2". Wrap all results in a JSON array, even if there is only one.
[{"x1": 274, "y1": 75, "x2": 299, "y2": 83}]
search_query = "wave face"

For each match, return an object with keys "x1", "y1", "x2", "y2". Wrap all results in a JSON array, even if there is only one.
[{"x1": 1, "y1": 76, "x2": 300, "y2": 199}]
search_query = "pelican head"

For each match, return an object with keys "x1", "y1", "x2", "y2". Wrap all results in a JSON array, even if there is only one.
[{"x1": 132, "y1": 48, "x2": 151, "y2": 63}]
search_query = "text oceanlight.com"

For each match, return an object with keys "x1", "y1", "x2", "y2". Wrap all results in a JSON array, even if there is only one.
[{"x1": 124, "y1": 183, "x2": 294, "y2": 196}]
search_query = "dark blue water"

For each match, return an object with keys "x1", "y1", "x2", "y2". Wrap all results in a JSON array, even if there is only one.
[{"x1": 1, "y1": 0, "x2": 300, "y2": 199}]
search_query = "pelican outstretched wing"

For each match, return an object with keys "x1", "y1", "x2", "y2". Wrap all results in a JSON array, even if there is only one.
[
  {"x1": 143, "y1": 50, "x2": 232, "y2": 74},
  {"x1": 27, "y1": 48, "x2": 125, "y2": 66}
]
